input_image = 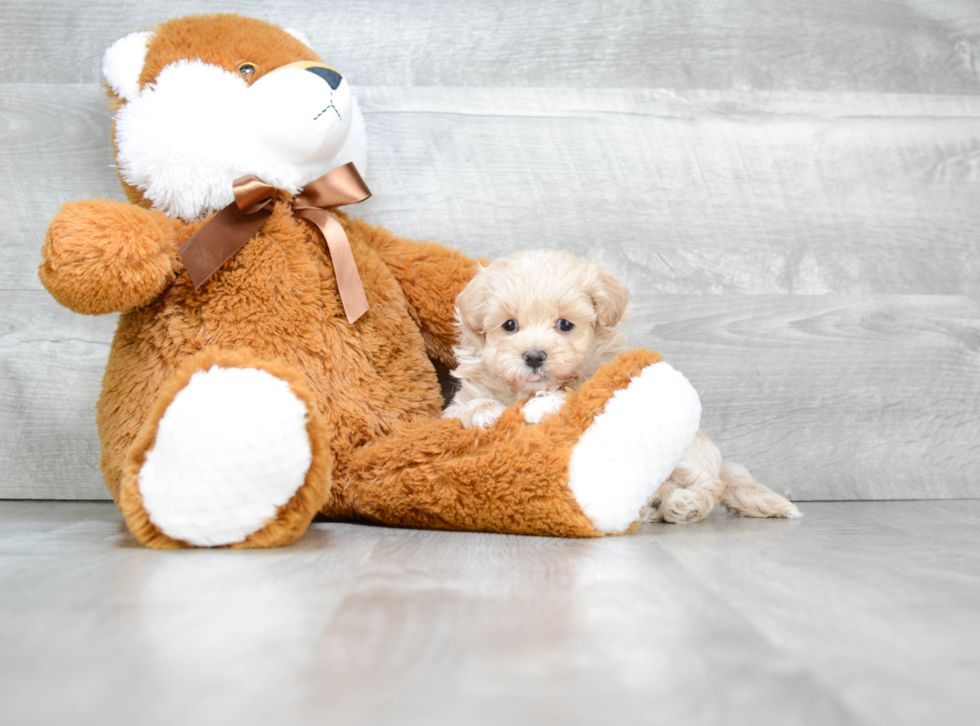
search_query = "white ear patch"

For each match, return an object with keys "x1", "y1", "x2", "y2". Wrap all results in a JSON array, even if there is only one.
[
  {"x1": 102, "y1": 30, "x2": 154, "y2": 101},
  {"x1": 283, "y1": 27, "x2": 313, "y2": 49}
]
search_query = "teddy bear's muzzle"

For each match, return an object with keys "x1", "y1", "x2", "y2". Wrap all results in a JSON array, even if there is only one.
[
  {"x1": 305, "y1": 66, "x2": 343, "y2": 90},
  {"x1": 274, "y1": 60, "x2": 344, "y2": 90}
]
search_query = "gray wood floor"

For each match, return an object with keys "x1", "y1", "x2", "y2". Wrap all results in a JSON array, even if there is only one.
[
  {"x1": 0, "y1": 500, "x2": 977, "y2": 726},
  {"x1": 1, "y1": 0, "x2": 979, "y2": 501}
]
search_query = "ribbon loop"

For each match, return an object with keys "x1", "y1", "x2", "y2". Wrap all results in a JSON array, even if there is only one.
[
  {"x1": 177, "y1": 163, "x2": 373, "y2": 324},
  {"x1": 233, "y1": 175, "x2": 278, "y2": 214},
  {"x1": 294, "y1": 163, "x2": 370, "y2": 209}
]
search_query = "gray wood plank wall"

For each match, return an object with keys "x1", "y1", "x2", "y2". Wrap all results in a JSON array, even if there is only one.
[{"x1": 1, "y1": 0, "x2": 978, "y2": 501}]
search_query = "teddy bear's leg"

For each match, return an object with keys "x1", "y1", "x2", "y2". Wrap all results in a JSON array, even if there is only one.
[
  {"x1": 341, "y1": 349, "x2": 700, "y2": 537},
  {"x1": 118, "y1": 348, "x2": 332, "y2": 548}
]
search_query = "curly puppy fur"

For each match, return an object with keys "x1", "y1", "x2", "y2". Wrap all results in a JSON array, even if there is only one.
[
  {"x1": 444, "y1": 250, "x2": 628, "y2": 427},
  {"x1": 444, "y1": 249, "x2": 801, "y2": 524}
]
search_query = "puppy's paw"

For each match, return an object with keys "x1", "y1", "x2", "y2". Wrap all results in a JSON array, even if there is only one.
[
  {"x1": 522, "y1": 390, "x2": 568, "y2": 424},
  {"x1": 640, "y1": 482, "x2": 676, "y2": 523},
  {"x1": 470, "y1": 405, "x2": 506, "y2": 429},
  {"x1": 663, "y1": 488, "x2": 710, "y2": 524},
  {"x1": 640, "y1": 498, "x2": 665, "y2": 523}
]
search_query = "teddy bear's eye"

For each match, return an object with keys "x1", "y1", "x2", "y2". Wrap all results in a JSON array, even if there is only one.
[
  {"x1": 502, "y1": 319, "x2": 518, "y2": 332},
  {"x1": 558, "y1": 319, "x2": 574, "y2": 332},
  {"x1": 238, "y1": 63, "x2": 257, "y2": 79}
]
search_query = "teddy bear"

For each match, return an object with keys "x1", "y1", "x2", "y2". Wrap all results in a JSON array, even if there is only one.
[{"x1": 38, "y1": 13, "x2": 702, "y2": 548}]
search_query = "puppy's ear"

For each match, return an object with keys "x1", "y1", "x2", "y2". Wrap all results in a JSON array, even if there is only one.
[
  {"x1": 455, "y1": 264, "x2": 491, "y2": 334},
  {"x1": 590, "y1": 265, "x2": 630, "y2": 328}
]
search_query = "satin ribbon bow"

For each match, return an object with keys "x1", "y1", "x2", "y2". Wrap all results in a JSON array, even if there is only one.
[{"x1": 177, "y1": 162, "x2": 372, "y2": 324}]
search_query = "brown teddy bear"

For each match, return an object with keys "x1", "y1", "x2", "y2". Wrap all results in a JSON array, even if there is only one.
[{"x1": 38, "y1": 13, "x2": 702, "y2": 548}]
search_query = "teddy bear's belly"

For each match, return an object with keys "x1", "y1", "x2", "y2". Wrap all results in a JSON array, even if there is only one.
[{"x1": 95, "y1": 244, "x2": 445, "y2": 501}]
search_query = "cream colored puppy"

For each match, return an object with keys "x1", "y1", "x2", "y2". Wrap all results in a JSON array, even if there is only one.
[
  {"x1": 444, "y1": 249, "x2": 628, "y2": 428},
  {"x1": 444, "y1": 249, "x2": 801, "y2": 524}
]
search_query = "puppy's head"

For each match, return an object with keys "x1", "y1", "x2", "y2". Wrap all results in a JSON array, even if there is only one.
[{"x1": 454, "y1": 250, "x2": 629, "y2": 395}]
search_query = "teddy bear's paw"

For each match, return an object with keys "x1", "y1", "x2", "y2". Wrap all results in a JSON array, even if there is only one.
[
  {"x1": 662, "y1": 488, "x2": 711, "y2": 524},
  {"x1": 567, "y1": 362, "x2": 701, "y2": 535},
  {"x1": 39, "y1": 200, "x2": 178, "y2": 315},
  {"x1": 522, "y1": 390, "x2": 568, "y2": 424},
  {"x1": 137, "y1": 365, "x2": 314, "y2": 547}
]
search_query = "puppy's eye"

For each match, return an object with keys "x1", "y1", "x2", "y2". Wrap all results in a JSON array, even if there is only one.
[
  {"x1": 502, "y1": 319, "x2": 518, "y2": 332},
  {"x1": 558, "y1": 319, "x2": 575, "y2": 332},
  {"x1": 238, "y1": 63, "x2": 257, "y2": 79}
]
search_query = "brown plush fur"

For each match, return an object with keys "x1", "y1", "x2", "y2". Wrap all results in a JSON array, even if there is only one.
[
  {"x1": 344, "y1": 349, "x2": 664, "y2": 538},
  {"x1": 39, "y1": 14, "x2": 672, "y2": 547}
]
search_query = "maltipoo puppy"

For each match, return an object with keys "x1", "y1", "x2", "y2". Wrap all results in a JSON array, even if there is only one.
[{"x1": 444, "y1": 249, "x2": 801, "y2": 524}]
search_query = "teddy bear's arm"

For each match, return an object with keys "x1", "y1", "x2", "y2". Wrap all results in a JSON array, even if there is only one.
[
  {"x1": 344, "y1": 216, "x2": 483, "y2": 369},
  {"x1": 40, "y1": 200, "x2": 183, "y2": 315}
]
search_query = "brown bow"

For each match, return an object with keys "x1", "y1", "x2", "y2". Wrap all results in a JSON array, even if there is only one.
[{"x1": 177, "y1": 162, "x2": 372, "y2": 324}]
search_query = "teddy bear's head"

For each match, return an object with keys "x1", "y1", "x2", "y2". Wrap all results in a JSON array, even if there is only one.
[{"x1": 102, "y1": 14, "x2": 366, "y2": 222}]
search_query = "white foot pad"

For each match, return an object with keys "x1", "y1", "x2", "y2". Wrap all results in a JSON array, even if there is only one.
[
  {"x1": 568, "y1": 362, "x2": 701, "y2": 534},
  {"x1": 139, "y1": 366, "x2": 313, "y2": 546}
]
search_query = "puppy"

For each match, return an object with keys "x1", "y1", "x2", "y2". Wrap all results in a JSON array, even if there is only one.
[
  {"x1": 444, "y1": 249, "x2": 628, "y2": 428},
  {"x1": 444, "y1": 249, "x2": 801, "y2": 524}
]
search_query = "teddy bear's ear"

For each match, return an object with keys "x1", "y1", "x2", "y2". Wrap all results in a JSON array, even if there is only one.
[
  {"x1": 283, "y1": 27, "x2": 314, "y2": 49},
  {"x1": 102, "y1": 30, "x2": 154, "y2": 101},
  {"x1": 590, "y1": 265, "x2": 631, "y2": 328}
]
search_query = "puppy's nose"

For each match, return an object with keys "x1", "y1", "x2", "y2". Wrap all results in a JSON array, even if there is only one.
[{"x1": 523, "y1": 350, "x2": 547, "y2": 370}]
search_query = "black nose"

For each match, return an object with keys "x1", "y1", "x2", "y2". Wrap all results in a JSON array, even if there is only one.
[
  {"x1": 305, "y1": 66, "x2": 343, "y2": 90},
  {"x1": 524, "y1": 350, "x2": 547, "y2": 369}
]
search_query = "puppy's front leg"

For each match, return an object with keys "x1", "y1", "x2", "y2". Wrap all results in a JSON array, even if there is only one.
[
  {"x1": 521, "y1": 390, "x2": 569, "y2": 424},
  {"x1": 443, "y1": 389, "x2": 506, "y2": 429}
]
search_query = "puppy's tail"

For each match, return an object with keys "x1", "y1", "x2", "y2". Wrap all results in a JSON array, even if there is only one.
[{"x1": 719, "y1": 463, "x2": 802, "y2": 519}]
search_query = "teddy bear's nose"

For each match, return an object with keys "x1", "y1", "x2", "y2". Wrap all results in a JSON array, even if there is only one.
[{"x1": 305, "y1": 66, "x2": 343, "y2": 90}]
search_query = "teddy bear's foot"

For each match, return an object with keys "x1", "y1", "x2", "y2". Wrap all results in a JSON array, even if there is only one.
[
  {"x1": 342, "y1": 349, "x2": 699, "y2": 539},
  {"x1": 561, "y1": 351, "x2": 702, "y2": 535},
  {"x1": 119, "y1": 348, "x2": 332, "y2": 548}
]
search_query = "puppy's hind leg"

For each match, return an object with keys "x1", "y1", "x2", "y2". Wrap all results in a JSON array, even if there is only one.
[
  {"x1": 719, "y1": 463, "x2": 802, "y2": 519},
  {"x1": 660, "y1": 432, "x2": 727, "y2": 524},
  {"x1": 641, "y1": 479, "x2": 680, "y2": 522}
]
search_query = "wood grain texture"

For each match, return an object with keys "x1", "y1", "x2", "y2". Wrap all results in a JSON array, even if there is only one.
[
  {"x1": 2, "y1": 291, "x2": 976, "y2": 501},
  {"x1": 0, "y1": 292, "x2": 115, "y2": 499},
  {"x1": 4, "y1": 85, "x2": 979, "y2": 294},
  {"x1": 3, "y1": 0, "x2": 980, "y2": 93},
  {"x1": 356, "y1": 87, "x2": 980, "y2": 296},
  {"x1": 0, "y1": 85, "x2": 120, "y2": 291},
  {"x1": 1, "y1": 501, "x2": 978, "y2": 726},
  {"x1": 623, "y1": 295, "x2": 980, "y2": 501},
  {"x1": 1, "y1": 1, "x2": 978, "y2": 501}
]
